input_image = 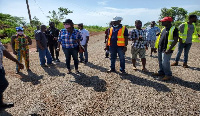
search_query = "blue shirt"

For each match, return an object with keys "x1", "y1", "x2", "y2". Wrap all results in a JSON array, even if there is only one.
[
  {"x1": 58, "y1": 28, "x2": 81, "y2": 48},
  {"x1": 110, "y1": 25, "x2": 128, "y2": 47},
  {"x1": 146, "y1": 26, "x2": 160, "y2": 41}
]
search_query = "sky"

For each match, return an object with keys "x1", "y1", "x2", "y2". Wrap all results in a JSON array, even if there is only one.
[{"x1": 0, "y1": 0, "x2": 200, "y2": 27}]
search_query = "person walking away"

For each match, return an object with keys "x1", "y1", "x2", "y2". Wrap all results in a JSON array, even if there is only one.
[
  {"x1": 35, "y1": 25, "x2": 53, "y2": 67},
  {"x1": 0, "y1": 41, "x2": 24, "y2": 110},
  {"x1": 46, "y1": 22, "x2": 60, "y2": 62},
  {"x1": 11, "y1": 27, "x2": 32, "y2": 74},
  {"x1": 146, "y1": 21, "x2": 161, "y2": 56},
  {"x1": 105, "y1": 16, "x2": 128, "y2": 74},
  {"x1": 78, "y1": 23, "x2": 89, "y2": 64},
  {"x1": 57, "y1": 19, "x2": 81, "y2": 74},
  {"x1": 152, "y1": 17, "x2": 178, "y2": 81},
  {"x1": 129, "y1": 20, "x2": 148, "y2": 72},
  {"x1": 171, "y1": 14, "x2": 200, "y2": 68}
]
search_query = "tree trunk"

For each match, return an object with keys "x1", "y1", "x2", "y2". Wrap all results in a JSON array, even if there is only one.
[{"x1": 26, "y1": 0, "x2": 32, "y2": 25}]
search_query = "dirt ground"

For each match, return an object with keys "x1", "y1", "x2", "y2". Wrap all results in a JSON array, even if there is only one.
[{"x1": 0, "y1": 31, "x2": 200, "y2": 116}]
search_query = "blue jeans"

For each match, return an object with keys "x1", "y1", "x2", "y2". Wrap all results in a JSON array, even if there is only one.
[
  {"x1": 79, "y1": 45, "x2": 88, "y2": 62},
  {"x1": 158, "y1": 51, "x2": 172, "y2": 76},
  {"x1": 175, "y1": 42, "x2": 192, "y2": 63},
  {"x1": 109, "y1": 46, "x2": 125, "y2": 71},
  {"x1": 38, "y1": 48, "x2": 52, "y2": 65},
  {"x1": 62, "y1": 47, "x2": 79, "y2": 70},
  {"x1": 0, "y1": 67, "x2": 9, "y2": 103}
]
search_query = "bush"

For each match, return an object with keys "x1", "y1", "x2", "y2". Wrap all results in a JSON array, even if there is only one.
[
  {"x1": 0, "y1": 37, "x2": 11, "y2": 44},
  {"x1": 4, "y1": 28, "x2": 16, "y2": 37}
]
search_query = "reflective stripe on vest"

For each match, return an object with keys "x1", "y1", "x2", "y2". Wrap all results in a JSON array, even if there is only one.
[
  {"x1": 107, "y1": 26, "x2": 125, "y2": 46},
  {"x1": 155, "y1": 26, "x2": 176, "y2": 50},
  {"x1": 179, "y1": 22, "x2": 200, "y2": 43}
]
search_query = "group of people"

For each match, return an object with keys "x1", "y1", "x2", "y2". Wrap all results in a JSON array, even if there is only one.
[
  {"x1": 0, "y1": 14, "x2": 199, "y2": 110},
  {"x1": 104, "y1": 15, "x2": 199, "y2": 81}
]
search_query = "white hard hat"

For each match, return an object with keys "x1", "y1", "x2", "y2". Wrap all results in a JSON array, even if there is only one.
[{"x1": 112, "y1": 16, "x2": 123, "y2": 21}]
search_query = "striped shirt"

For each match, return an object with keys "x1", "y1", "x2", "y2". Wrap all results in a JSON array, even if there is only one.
[
  {"x1": 129, "y1": 29, "x2": 147, "y2": 48},
  {"x1": 58, "y1": 28, "x2": 81, "y2": 48}
]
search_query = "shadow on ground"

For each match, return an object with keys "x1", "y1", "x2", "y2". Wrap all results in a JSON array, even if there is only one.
[
  {"x1": 42, "y1": 66, "x2": 65, "y2": 77},
  {"x1": 120, "y1": 73, "x2": 171, "y2": 92},
  {"x1": 70, "y1": 72, "x2": 107, "y2": 92},
  {"x1": 19, "y1": 71, "x2": 43, "y2": 85}
]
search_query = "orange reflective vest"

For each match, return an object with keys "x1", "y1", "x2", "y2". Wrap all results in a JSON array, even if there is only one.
[{"x1": 107, "y1": 26, "x2": 125, "y2": 46}]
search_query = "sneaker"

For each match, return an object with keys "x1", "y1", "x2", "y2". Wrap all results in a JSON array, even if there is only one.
[
  {"x1": 52, "y1": 58, "x2": 56, "y2": 61},
  {"x1": 133, "y1": 66, "x2": 137, "y2": 71},
  {"x1": 55, "y1": 59, "x2": 60, "y2": 62},
  {"x1": 161, "y1": 75, "x2": 171, "y2": 81},
  {"x1": 15, "y1": 70, "x2": 19, "y2": 74},
  {"x1": 0, "y1": 102, "x2": 14, "y2": 109},
  {"x1": 171, "y1": 62, "x2": 178, "y2": 66},
  {"x1": 107, "y1": 69, "x2": 116, "y2": 73},
  {"x1": 152, "y1": 73, "x2": 164, "y2": 76}
]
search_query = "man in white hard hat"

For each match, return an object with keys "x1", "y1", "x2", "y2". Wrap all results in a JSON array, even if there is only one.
[{"x1": 105, "y1": 16, "x2": 128, "y2": 74}]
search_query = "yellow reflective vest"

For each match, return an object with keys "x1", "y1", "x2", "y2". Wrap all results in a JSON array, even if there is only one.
[
  {"x1": 155, "y1": 26, "x2": 176, "y2": 50},
  {"x1": 108, "y1": 26, "x2": 125, "y2": 46},
  {"x1": 179, "y1": 22, "x2": 199, "y2": 43}
]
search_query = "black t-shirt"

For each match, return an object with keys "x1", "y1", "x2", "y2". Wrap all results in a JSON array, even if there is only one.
[
  {"x1": 46, "y1": 27, "x2": 59, "y2": 43},
  {"x1": 158, "y1": 27, "x2": 178, "y2": 52}
]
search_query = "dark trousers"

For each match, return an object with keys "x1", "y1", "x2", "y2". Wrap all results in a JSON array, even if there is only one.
[
  {"x1": 62, "y1": 47, "x2": 79, "y2": 70},
  {"x1": 48, "y1": 42, "x2": 59, "y2": 59},
  {"x1": 0, "y1": 67, "x2": 9, "y2": 103}
]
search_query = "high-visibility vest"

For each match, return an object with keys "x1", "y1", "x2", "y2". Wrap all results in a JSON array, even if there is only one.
[
  {"x1": 107, "y1": 26, "x2": 125, "y2": 46},
  {"x1": 155, "y1": 26, "x2": 176, "y2": 50},
  {"x1": 14, "y1": 34, "x2": 29, "y2": 50},
  {"x1": 179, "y1": 22, "x2": 199, "y2": 43}
]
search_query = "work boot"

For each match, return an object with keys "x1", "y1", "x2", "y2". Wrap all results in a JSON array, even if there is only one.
[
  {"x1": 171, "y1": 62, "x2": 178, "y2": 66},
  {"x1": 183, "y1": 63, "x2": 189, "y2": 68},
  {"x1": 161, "y1": 75, "x2": 171, "y2": 81}
]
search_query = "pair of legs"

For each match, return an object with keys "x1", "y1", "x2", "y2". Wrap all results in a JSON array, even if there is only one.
[
  {"x1": 38, "y1": 48, "x2": 52, "y2": 66},
  {"x1": 16, "y1": 49, "x2": 30, "y2": 73},
  {"x1": 79, "y1": 45, "x2": 88, "y2": 63},
  {"x1": 109, "y1": 46, "x2": 125, "y2": 72},
  {"x1": 131, "y1": 47, "x2": 147, "y2": 71},
  {"x1": 174, "y1": 42, "x2": 192, "y2": 65},
  {"x1": 48, "y1": 42, "x2": 59, "y2": 61},
  {"x1": 158, "y1": 51, "x2": 172, "y2": 76},
  {"x1": 62, "y1": 47, "x2": 79, "y2": 72},
  {"x1": 0, "y1": 67, "x2": 13, "y2": 109},
  {"x1": 148, "y1": 40, "x2": 157, "y2": 56}
]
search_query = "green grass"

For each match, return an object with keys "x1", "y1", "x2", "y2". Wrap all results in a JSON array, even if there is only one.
[
  {"x1": 84, "y1": 25, "x2": 107, "y2": 32},
  {"x1": 0, "y1": 37, "x2": 11, "y2": 44}
]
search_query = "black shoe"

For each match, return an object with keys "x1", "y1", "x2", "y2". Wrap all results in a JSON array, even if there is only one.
[
  {"x1": 0, "y1": 102, "x2": 14, "y2": 109},
  {"x1": 79, "y1": 60, "x2": 84, "y2": 63},
  {"x1": 55, "y1": 59, "x2": 60, "y2": 62},
  {"x1": 84, "y1": 61, "x2": 88, "y2": 64},
  {"x1": 121, "y1": 70, "x2": 127, "y2": 75},
  {"x1": 52, "y1": 58, "x2": 56, "y2": 61},
  {"x1": 107, "y1": 69, "x2": 116, "y2": 73}
]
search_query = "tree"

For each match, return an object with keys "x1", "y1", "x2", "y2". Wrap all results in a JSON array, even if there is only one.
[
  {"x1": 160, "y1": 7, "x2": 188, "y2": 22},
  {"x1": 185, "y1": 10, "x2": 200, "y2": 23},
  {"x1": 26, "y1": 0, "x2": 32, "y2": 24},
  {"x1": 47, "y1": 7, "x2": 73, "y2": 27},
  {"x1": 30, "y1": 16, "x2": 41, "y2": 27}
]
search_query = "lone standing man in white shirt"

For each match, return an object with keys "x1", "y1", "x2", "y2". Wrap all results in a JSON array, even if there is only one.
[{"x1": 78, "y1": 23, "x2": 90, "y2": 64}]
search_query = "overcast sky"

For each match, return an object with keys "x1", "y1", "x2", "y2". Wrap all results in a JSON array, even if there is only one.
[{"x1": 0, "y1": 0, "x2": 200, "y2": 26}]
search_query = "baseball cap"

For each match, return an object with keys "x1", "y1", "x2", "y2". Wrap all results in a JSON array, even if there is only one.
[
  {"x1": 16, "y1": 27, "x2": 23, "y2": 31},
  {"x1": 159, "y1": 17, "x2": 173, "y2": 22},
  {"x1": 112, "y1": 16, "x2": 123, "y2": 21}
]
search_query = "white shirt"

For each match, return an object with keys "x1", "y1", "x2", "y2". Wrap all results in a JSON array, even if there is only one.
[
  {"x1": 79, "y1": 29, "x2": 89, "y2": 45},
  {"x1": 0, "y1": 42, "x2": 5, "y2": 69}
]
